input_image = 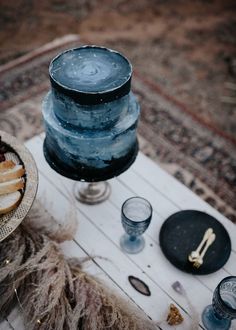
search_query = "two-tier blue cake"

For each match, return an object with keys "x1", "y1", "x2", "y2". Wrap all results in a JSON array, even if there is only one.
[{"x1": 42, "y1": 46, "x2": 140, "y2": 182}]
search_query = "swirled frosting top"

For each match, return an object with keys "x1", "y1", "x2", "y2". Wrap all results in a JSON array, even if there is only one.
[{"x1": 49, "y1": 46, "x2": 132, "y2": 94}]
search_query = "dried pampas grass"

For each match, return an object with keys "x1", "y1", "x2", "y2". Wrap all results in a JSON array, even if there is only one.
[{"x1": 0, "y1": 202, "x2": 156, "y2": 330}]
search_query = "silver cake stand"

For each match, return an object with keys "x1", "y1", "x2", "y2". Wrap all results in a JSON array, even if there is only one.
[
  {"x1": 43, "y1": 137, "x2": 139, "y2": 205},
  {"x1": 42, "y1": 45, "x2": 139, "y2": 205},
  {"x1": 74, "y1": 182, "x2": 111, "y2": 205}
]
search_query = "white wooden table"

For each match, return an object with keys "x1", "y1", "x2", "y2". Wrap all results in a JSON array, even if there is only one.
[{"x1": 2, "y1": 133, "x2": 236, "y2": 330}]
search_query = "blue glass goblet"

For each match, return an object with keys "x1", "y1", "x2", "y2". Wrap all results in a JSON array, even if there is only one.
[
  {"x1": 202, "y1": 276, "x2": 236, "y2": 330},
  {"x1": 120, "y1": 197, "x2": 152, "y2": 254}
]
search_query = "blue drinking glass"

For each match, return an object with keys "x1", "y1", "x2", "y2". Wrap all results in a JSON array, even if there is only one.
[
  {"x1": 120, "y1": 197, "x2": 152, "y2": 254},
  {"x1": 202, "y1": 276, "x2": 236, "y2": 330}
]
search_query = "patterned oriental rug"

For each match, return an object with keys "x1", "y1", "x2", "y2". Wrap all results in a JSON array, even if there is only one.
[{"x1": 0, "y1": 35, "x2": 235, "y2": 223}]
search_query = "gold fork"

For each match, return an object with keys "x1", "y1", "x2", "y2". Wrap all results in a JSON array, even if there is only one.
[
  {"x1": 193, "y1": 233, "x2": 216, "y2": 268},
  {"x1": 188, "y1": 228, "x2": 213, "y2": 263}
]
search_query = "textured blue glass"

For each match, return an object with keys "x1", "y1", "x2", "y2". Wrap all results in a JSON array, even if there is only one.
[
  {"x1": 120, "y1": 197, "x2": 152, "y2": 254},
  {"x1": 202, "y1": 276, "x2": 236, "y2": 330}
]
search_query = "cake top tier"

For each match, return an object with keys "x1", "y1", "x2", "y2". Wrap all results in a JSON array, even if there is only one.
[{"x1": 49, "y1": 46, "x2": 132, "y2": 105}]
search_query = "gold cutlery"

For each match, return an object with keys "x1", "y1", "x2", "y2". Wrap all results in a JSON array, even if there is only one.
[
  {"x1": 193, "y1": 233, "x2": 216, "y2": 268},
  {"x1": 188, "y1": 228, "x2": 213, "y2": 263}
]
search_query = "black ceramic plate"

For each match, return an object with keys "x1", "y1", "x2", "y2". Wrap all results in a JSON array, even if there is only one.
[{"x1": 159, "y1": 210, "x2": 231, "y2": 275}]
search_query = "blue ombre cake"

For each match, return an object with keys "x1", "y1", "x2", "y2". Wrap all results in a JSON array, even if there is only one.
[{"x1": 42, "y1": 46, "x2": 140, "y2": 181}]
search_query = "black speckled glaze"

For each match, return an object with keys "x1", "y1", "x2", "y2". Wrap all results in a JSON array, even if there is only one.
[{"x1": 159, "y1": 210, "x2": 231, "y2": 275}]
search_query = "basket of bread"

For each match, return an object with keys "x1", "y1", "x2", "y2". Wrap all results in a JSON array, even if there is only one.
[{"x1": 0, "y1": 130, "x2": 38, "y2": 242}]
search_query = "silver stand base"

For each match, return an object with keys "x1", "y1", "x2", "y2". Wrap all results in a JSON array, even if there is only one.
[{"x1": 73, "y1": 181, "x2": 111, "y2": 205}]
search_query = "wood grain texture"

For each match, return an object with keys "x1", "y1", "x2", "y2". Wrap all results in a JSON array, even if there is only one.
[
  {"x1": 4, "y1": 134, "x2": 235, "y2": 330},
  {"x1": 26, "y1": 135, "x2": 236, "y2": 329}
]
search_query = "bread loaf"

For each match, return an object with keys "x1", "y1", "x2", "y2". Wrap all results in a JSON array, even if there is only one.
[
  {"x1": 0, "y1": 165, "x2": 25, "y2": 183},
  {"x1": 0, "y1": 191, "x2": 22, "y2": 214},
  {"x1": 0, "y1": 160, "x2": 15, "y2": 173},
  {"x1": 0, "y1": 178, "x2": 24, "y2": 195}
]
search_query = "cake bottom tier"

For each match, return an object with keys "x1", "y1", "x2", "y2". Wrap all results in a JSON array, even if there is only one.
[
  {"x1": 43, "y1": 137, "x2": 138, "y2": 181},
  {"x1": 42, "y1": 89, "x2": 140, "y2": 181}
]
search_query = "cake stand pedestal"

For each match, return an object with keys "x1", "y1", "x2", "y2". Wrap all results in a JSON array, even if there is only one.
[
  {"x1": 42, "y1": 45, "x2": 140, "y2": 205},
  {"x1": 43, "y1": 137, "x2": 138, "y2": 205},
  {"x1": 73, "y1": 182, "x2": 111, "y2": 205}
]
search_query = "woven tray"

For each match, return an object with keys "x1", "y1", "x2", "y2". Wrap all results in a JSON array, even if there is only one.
[{"x1": 0, "y1": 130, "x2": 38, "y2": 242}]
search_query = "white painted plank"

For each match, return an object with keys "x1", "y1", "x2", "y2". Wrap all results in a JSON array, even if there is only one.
[
  {"x1": 0, "y1": 319, "x2": 14, "y2": 330},
  {"x1": 63, "y1": 241, "x2": 202, "y2": 330},
  {"x1": 133, "y1": 153, "x2": 236, "y2": 250},
  {"x1": 6, "y1": 308, "x2": 24, "y2": 330},
  {"x1": 34, "y1": 133, "x2": 236, "y2": 252},
  {"x1": 110, "y1": 183, "x2": 232, "y2": 291},
  {"x1": 24, "y1": 135, "x2": 235, "y2": 328},
  {"x1": 26, "y1": 137, "x2": 214, "y2": 327},
  {"x1": 118, "y1": 170, "x2": 179, "y2": 218},
  {"x1": 221, "y1": 252, "x2": 236, "y2": 275},
  {"x1": 130, "y1": 153, "x2": 236, "y2": 275},
  {"x1": 35, "y1": 132, "x2": 236, "y2": 238},
  {"x1": 4, "y1": 207, "x2": 160, "y2": 328},
  {"x1": 62, "y1": 241, "x2": 160, "y2": 328},
  {"x1": 26, "y1": 136, "x2": 234, "y2": 282},
  {"x1": 36, "y1": 173, "x2": 195, "y2": 329},
  {"x1": 107, "y1": 175, "x2": 234, "y2": 289}
]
